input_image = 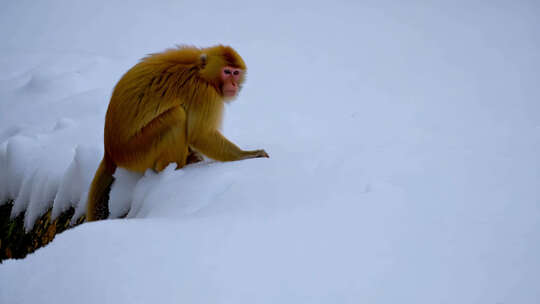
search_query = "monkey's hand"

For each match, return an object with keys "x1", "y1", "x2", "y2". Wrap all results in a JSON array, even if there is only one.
[{"x1": 244, "y1": 149, "x2": 269, "y2": 159}]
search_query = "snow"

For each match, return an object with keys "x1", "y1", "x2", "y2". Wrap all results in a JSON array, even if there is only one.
[
  {"x1": 52, "y1": 145, "x2": 101, "y2": 222},
  {"x1": 1, "y1": 0, "x2": 540, "y2": 303}
]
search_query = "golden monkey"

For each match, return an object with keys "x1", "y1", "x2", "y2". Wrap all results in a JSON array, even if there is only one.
[{"x1": 86, "y1": 45, "x2": 269, "y2": 221}]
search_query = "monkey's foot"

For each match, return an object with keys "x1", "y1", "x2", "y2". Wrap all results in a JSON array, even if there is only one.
[{"x1": 186, "y1": 150, "x2": 204, "y2": 164}]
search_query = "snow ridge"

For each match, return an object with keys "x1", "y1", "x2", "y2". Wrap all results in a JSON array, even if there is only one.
[{"x1": 0, "y1": 132, "x2": 101, "y2": 231}]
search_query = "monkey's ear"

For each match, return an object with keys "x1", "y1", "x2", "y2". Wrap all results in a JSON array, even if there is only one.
[{"x1": 199, "y1": 54, "x2": 207, "y2": 68}]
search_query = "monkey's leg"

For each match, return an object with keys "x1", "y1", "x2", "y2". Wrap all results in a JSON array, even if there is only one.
[
  {"x1": 153, "y1": 122, "x2": 190, "y2": 172},
  {"x1": 152, "y1": 108, "x2": 190, "y2": 172},
  {"x1": 118, "y1": 107, "x2": 189, "y2": 173}
]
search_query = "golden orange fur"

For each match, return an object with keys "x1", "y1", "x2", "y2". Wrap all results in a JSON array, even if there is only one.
[{"x1": 86, "y1": 45, "x2": 268, "y2": 221}]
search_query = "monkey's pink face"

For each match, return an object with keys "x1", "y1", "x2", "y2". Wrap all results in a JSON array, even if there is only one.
[{"x1": 221, "y1": 66, "x2": 243, "y2": 98}]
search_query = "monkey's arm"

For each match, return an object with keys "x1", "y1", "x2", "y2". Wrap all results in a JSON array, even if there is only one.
[{"x1": 190, "y1": 131, "x2": 268, "y2": 162}]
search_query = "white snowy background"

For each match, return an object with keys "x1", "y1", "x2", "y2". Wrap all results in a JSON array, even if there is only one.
[{"x1": 1, "y1": 0, "x2": 539, "y2": 303}]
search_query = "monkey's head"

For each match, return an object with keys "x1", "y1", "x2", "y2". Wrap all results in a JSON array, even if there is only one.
[{"x1": 199, "y1": 45, "x2": 247, "y2": 101}]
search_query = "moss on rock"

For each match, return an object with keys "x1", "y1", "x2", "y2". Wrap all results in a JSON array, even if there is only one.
[{"x1": 0, "y1": 201, "x2": 85, "y2": 262}]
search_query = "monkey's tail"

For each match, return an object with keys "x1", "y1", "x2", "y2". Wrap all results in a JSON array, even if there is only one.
[{"x1": 86, "y1": 153, "x2": 117, "y2": 222}]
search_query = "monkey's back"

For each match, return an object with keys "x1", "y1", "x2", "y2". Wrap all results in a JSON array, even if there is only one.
[{"x1": 104, "y1": 47, "x2": 203, "y2": 148}]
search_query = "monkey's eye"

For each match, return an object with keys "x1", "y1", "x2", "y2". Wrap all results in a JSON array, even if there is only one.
[
  {"x1": 233, "y1": 70, "x2": 240, "y2": 76},
  {"x1": 224, "y1": 69, "x2": 231, "y2": 75}
]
